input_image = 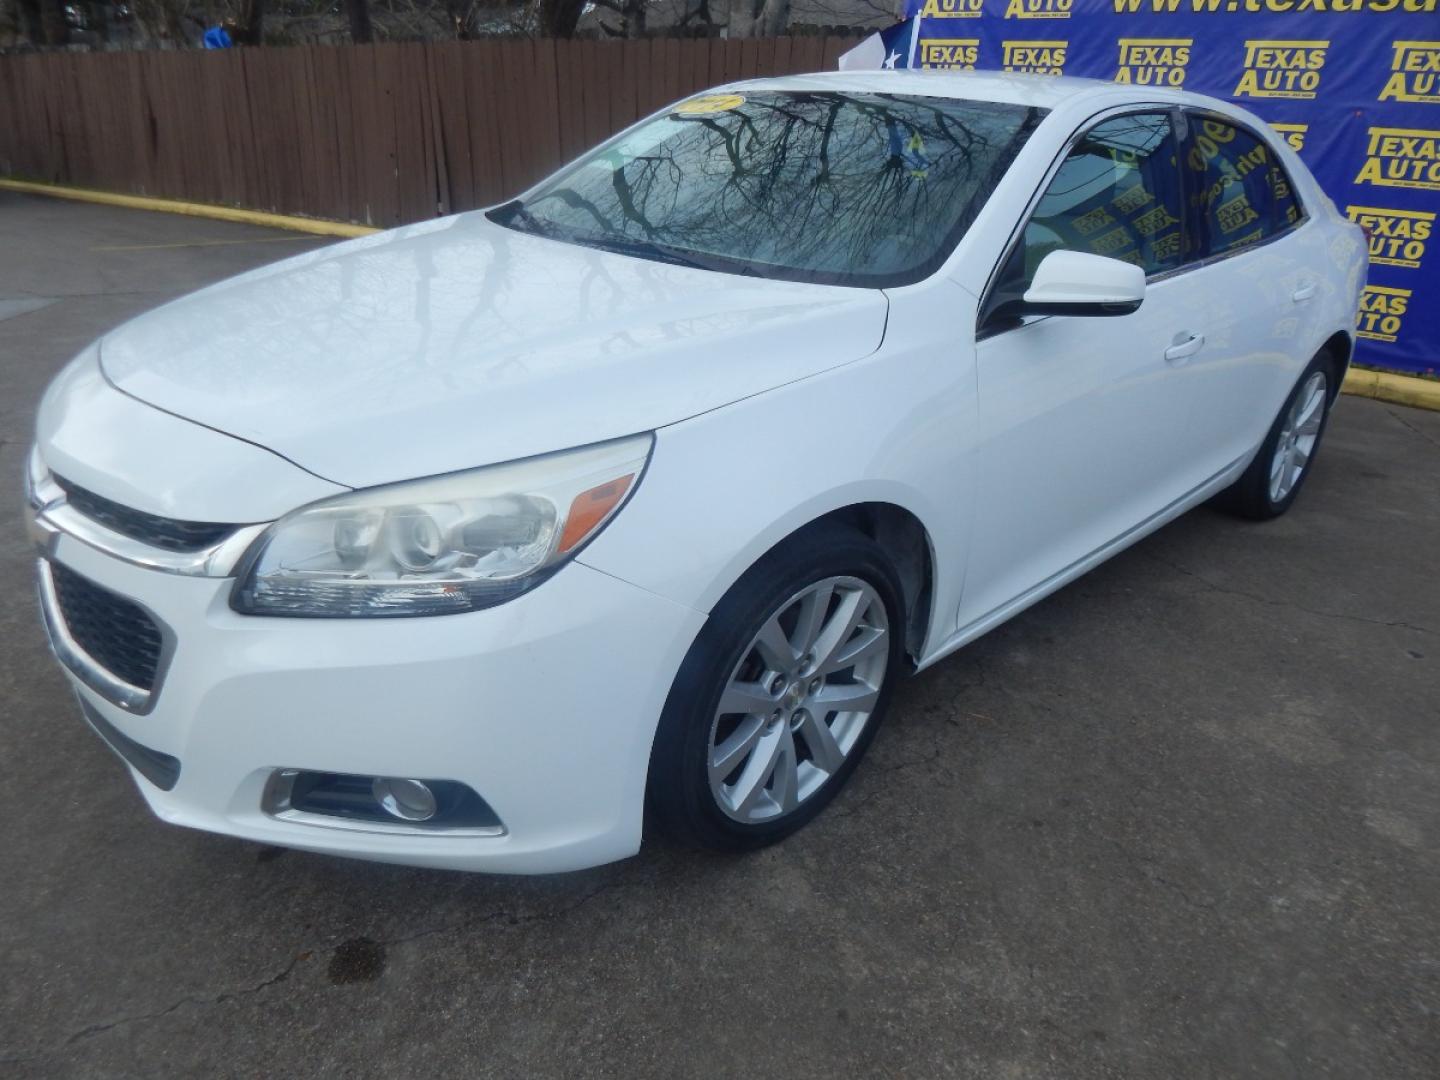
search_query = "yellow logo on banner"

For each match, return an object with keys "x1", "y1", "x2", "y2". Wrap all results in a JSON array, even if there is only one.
[
  {"x1": 1356, "y1": 285, "x2": 1411, "y2": 343},
  {"x1": 920, "y1": 38, "x2": 981, "y2": 68},
  {"x1": 1115, "y1": 38, "x2": 1192, "y2": 86},
  {"x1": 1005, "y1": 0, "x2": 1072, "y2": 17},
  {"x1": 1355, "y1": 127, "x2": 1440, "y2": 190},
  {"x1": 1346, "y1": 205, "x2": 1435, "y2": 268},
  {"x1": 1270, "y1": 122, "x2": 1308, "y2": 152},
  {"x1": 1234, "y1": 40, "x2": 1329, "y2": 98},
  {"x1": 920, "y1": 0, "x2": 983, "y2": 16},
  {"x1": 1002, "y1": 40, "x2": 1068, "y2": 73},
  {"x1": 1380, "y1": 41, "x2": 1440, "y2": 103}
]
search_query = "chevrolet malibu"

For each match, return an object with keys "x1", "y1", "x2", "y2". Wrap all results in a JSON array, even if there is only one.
[{"x1": 28, "y1": 71, "x2": 1366, "y2": 873}]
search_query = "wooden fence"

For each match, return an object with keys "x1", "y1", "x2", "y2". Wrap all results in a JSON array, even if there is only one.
[{"x1": 0, "y1": 37, "x2": 860, "y2": 228}]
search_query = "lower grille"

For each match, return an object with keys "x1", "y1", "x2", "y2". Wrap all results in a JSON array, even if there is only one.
[
  {"x1": 78, "y1": 697, "x2": 180, "y2": 791},
  {"x1": 48, "y1": 561, "x2": 164, "y2": 692}
]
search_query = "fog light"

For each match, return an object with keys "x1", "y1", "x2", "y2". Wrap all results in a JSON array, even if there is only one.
[
  {"x1": 371, "y1": 777, "x2": 438, "y2": 822},
  {"x1": 263, "y1": 769, "x2": 503, "y2": 832}
]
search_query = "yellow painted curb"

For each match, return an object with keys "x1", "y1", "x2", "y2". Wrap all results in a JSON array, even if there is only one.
[
  {"x1": 0, "y1": 178, "x2": 380, "y2": 239},
  {"x1": 1343, "y1": 367, "x2": 1440, "y2": 412}
]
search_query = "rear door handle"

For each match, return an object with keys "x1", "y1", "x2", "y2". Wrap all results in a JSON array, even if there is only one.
[
  {"x1": 1292, "y1": 283, "x2": 1318, "y2": 302},
  {"x1": 1164, "y1": 332, "x2": 1205, "y2": 364}
]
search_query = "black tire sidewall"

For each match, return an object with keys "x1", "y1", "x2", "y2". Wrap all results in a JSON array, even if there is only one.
[{"x1": 646, "y1": 525, "x2": 907, "y2": 852}]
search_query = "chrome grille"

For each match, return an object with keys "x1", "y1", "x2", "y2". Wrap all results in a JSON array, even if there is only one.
[
  {"x1": 48, "y1": 561, "x2": 164, "y2": 693},
  {"x1": 54, "y1": 475, "x2": 236, "y2": 553}
]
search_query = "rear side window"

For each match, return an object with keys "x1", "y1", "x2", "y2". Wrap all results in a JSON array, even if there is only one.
[
  {"x1": 1183, "y1": 116, "x2": 1302, "y2": 258},
  {"x1": 1271, "y1": 155, "x2": 1303, "y2": 231}
]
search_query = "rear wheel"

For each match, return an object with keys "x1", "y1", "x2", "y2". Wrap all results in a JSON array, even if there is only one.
[
  {"x1": 1219, "y1": 352, "x2": 1336, "y2": 520},
  {"x1": 647, "y1": 525, "x2": 905, "y2": 852}
]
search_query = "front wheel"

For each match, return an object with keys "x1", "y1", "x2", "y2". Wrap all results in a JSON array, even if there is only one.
[
  {"x1": 1219, "y1": 352, "x2": 1336, "y2": 520},
  {"x1": 647, "y1": 525, "x2": 906, "y2": 852}
]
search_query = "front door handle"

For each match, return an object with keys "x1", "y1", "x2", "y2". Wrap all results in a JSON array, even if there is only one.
[
  {"x1": 1292, "y1": 283, "x2": 1318, "y2": 302},
  {"x1": 1164, "y1": 331, "x2": 1205, "y2": 364}
]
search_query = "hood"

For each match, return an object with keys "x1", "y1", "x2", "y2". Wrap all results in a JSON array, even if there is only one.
[
  {"x1": 99, "y1": 213, "x2": 888, "y2": 489},
  {"x1": 37, "y1": 346, "x2": 346, "y2": 523}
]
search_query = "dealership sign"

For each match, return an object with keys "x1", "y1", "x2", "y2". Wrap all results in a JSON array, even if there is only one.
[{"x1": 843, "y1": 0, "x2": 1439, "y2": 377}]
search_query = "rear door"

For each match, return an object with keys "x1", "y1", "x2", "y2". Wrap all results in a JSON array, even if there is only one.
[{"x1": 1168, "y1": 112, "x2": 1324, "y2": 482}]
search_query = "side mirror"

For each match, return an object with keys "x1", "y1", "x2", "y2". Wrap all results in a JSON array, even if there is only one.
[{"x1": 1012, "y1": 250, "x2": 1146, "y2": 318}]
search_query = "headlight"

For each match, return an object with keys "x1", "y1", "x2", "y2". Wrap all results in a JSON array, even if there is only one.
[{"x1": 231, "y1": 434, "x2": 652, "y2": 618}]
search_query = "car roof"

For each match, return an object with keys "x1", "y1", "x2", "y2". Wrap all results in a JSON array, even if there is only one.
[{"x1": 727, "y1": 68, "x2": 1230, "y2": 115}]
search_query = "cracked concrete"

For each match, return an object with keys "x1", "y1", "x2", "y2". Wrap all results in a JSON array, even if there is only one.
[
  {"x1": 1386, "y1": 405, "x2": 1440, "y2": 451},
  {"x1": 2, "y1": 191, "x2": 1438, "y2": 1078},
  {"x1": 61, "y1": 951, "x2": 307, "y2": 1050},
  {"x1": 1141, "y1": 551, "x2": 1437, "y2": 637}
]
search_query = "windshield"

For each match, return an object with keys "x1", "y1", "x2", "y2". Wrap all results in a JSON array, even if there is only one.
[{"x1": 487, "y1": 90, "x2": 1044, "y2": 288}]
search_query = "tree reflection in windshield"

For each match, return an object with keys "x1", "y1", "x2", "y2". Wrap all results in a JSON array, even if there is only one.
[{"x1": 488, "y1": 91, "x2": 1044, "y2": 287}]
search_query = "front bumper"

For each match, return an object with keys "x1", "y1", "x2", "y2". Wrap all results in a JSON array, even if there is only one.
[{"x1": 39, "y1": 533, "x2": 704, "y2": 874}]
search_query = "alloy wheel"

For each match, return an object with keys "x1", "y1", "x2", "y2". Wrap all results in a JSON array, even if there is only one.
[
  {"x1": 1270, "y1": 371, "x2": 1328, "y2": 504},
  {"x1": 707, "y1": 575, "x2": 890, "y2": 824}
]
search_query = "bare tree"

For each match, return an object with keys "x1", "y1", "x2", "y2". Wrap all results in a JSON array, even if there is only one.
[
  {"x1": 12, "y1": 0, "x2": 49, "y2": 44},
  {"x1": 592, "y1": 0, "x2": 647, "y2": 37},
  {"x1": 535, "y1": 0, "x2": 584, "y2": 37},
  {"x1": 729, "y1": 0, "x2": 789, "y2": 37},
  {"x1": 234, "y1": 0, "x2": 263, "y2": 43},
  {"x1": 796, "y1": 0, "x2": 899, "y2": 29},
  {"x1": 346, "y1": 0, "x2": 372, "y2": 42},
  {"x1": 441, "y1": 0, "x2": 470, "y2": 36},
  {"x1": 676, "y1": 0, "x2": 718, "y2": 35},
  {"x1": 37, "y1": 0, "x2": 68, "y2": 43},
  {"x1": 129, "y1": 0, "x2": 188, "y2": 43},
  {"x1": 3, "y1": 0, "x2": 890, "y2": 48}
]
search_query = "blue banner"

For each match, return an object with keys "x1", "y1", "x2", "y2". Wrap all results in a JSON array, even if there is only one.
[{"x1": 845, "y1": 1, "x2": 1439, "y2": 377}]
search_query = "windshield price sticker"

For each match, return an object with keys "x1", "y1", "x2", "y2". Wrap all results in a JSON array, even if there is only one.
[{"x1": 674, "y1": 94, "x2": 747, "y2": 117}]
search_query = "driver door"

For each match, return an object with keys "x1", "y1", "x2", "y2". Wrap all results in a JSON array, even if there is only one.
[{"x1": 958, "y1": 110, "x2": 1202, "y2": 631}]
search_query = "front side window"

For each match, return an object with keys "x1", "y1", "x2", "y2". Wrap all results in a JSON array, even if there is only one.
[
  {"x1": 488, "y1": 91, "x2": 1044, "y2": 288},
  {"x1": 1007, "y1": 112, "x2": 1185, "y2": 289},
  {"x1": 1183, "y1": 116, "x2": 1301, "y2": 258}
]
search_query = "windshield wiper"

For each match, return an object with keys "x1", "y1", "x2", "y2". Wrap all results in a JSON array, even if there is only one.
[
  {"x1": 575, "y1": 236, "x2": 772, "y2": 279},
  {"x1": 574, "y1": 236, "x2": 717, "y2": 272},
  {"x1": 490, "y1": 204, "x2": 761, "y2": 278}
]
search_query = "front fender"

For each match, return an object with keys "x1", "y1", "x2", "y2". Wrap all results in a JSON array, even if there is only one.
[{"x1": 577, "y1": 327, "x2": 978, "y2": 661}]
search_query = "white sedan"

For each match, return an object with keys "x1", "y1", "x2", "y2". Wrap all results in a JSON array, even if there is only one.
[{"x1": 28, "y1": 70, "x2": 1366, "y2": 873}]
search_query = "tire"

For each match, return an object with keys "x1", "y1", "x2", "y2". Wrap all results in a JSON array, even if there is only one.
[
  {"x1": 647, "y1": 523, "x2": 907, "y2": 852},
  {"x1": 1219, "y1": 350, "x2": 1337, "y2": 521}
]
